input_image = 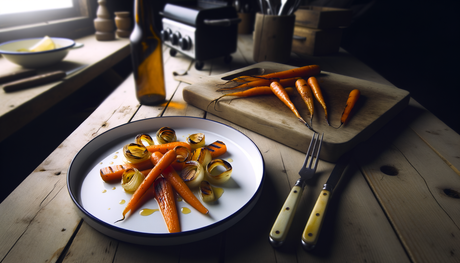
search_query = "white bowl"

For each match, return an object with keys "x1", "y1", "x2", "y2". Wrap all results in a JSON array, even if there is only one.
[{"x1": 0, "y1": 37, "x2": 75, "y2": 68}]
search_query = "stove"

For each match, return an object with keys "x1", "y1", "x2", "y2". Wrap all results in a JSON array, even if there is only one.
[{"x1": 161, "y1": 1, "x2": 240, "y2": 70}]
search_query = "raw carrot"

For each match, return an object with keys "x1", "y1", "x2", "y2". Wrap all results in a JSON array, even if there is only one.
[
  {"x1": 307, "y1": 76, "x2": 330, "y2": 126},
  {"x1": 224, "y1": 65, "x2": 320, "y2": 84},
  {"x1": 208, "y1": 86, "x2": 295, "y2": 111},
  {"x1": 206, "y1": 140, "x2": 227, "y2": 159},
  {"x1": 151, "y1": 152, "x2": 209, "y2": 215},
  {"x1": 270, "y1": 81, "x2": 314, "y2": 130},
  {"x1": 256, "y1": 65, "x2": 320, "y2": 80},
  {"x1": 217, "y1": 77, "x2": 299, "y2": 91},
  {"x1": 146, "y1": 141, "x2": 191, "y2": 153},
  {"x1": 100, "y1": 160, "x2": 154, "y2": 183},
  {"x1": 295, "y1": 78, "x2": 315, "y2": 126},
  {"x1": 339, "y1": 89, "x2": 360, "y2": 127},
  {"x1": 116, "y1": 148, "x2": 177, "y2": 222},
  {"x1": 154, "y1": 177, "x2": 181, "y2": 233}
]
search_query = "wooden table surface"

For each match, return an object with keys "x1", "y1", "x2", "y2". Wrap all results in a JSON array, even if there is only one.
[{"x1": 1, "y1": 34, "x2": 459, "y2": 263}]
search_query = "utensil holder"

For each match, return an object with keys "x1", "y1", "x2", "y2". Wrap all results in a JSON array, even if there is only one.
[{"x1": 253, "y1": 13, "x2": 295, "y2": 63}]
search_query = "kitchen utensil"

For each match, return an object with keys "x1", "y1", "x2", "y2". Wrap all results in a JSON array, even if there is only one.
[
  {"x1": 2, "y1": 65, "x2": 86, "y2": 92},
  {"x1": 0, "y1": 68, "x2": 37, "y2": 85},
  {"x1": 301, "y1": 152, "x2": 352, "y2": 250},
  {"x1": 0, "y1": 37, "x2": 75, "y2": 68},
  {"x1": 278, "y1": 0, "x2": 294, "y2": 15},
  {"x1": 269, "y1": 132, "x2": 323, "y2": 247}
]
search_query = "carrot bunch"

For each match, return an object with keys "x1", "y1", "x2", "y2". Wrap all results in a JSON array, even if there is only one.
[{"x1": 212, "y1": 64, "x2": 361, "y2": 129}]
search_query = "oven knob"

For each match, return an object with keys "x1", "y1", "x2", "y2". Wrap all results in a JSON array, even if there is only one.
[
  {"x1": 179, "y1": 36, "x2": 192, "y2": 51},
  {"x1": 170, "y1": 31, "x2": 181, "y2": 45},
  {"x1": 161, "y1": 28, "x2": 172, "y2": 42}
]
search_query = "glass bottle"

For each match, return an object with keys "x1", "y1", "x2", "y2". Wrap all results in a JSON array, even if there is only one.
[{"x1": 130, "y1": 0, "x2": 165, "y2": 105}]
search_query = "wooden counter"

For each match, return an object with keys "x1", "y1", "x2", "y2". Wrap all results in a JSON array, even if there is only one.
[
  {"x1": 0, "y1": 35, "x2": 130, "y2": 143},
  {"x1": 0, "y1": 34, "x2": 459, "y2": 263}
]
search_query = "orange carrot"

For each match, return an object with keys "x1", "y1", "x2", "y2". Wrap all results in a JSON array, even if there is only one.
[
  {"x1": 116, "y1": 148, "x2": 177, "y2": 222},
  {"x1": 295, "y1": 78, "x2": 315, "y2": 126},
  {"x1": 151, "y1": 152, "x2": 208, "y2": 215},
  {"x1": 100, "y1": 160, "x2": 154, "y2": 183},
  {"x1": 257, "y1": 65, "x2": 320, "y2": 80},
  {"x1": 146, "y1": 142, "x2": 191, "y2": 153},
  {"x1": 307, "y1": 76, "x2": 330, "y2": 126},
  {"x1": 206, "y1": 140, "x2": 227, "y2": 159},
  {"x1": 270, "y1": 81, "x2": 313, "y2": 130},
  {"x1": 224, "y1": 65, "x2": 320, "y2": 84},
  {"x1": 208, "y1": 86, "x2": 295, "y2": 110},
  {"x1": 154, "y1": 177, "x2": 181, "y2": 233},
  {"x1": 339, "y1": 89, "x2": 360, "y2": 127},
  {"x1": 217, "y1": 77, "x2": 299, "y2": 91}
]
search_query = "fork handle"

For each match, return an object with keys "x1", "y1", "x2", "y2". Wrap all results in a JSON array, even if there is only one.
[
  {"x1": 301, "y1": 189, "x2": 331, "y2": 250},
  {"x1": 269, "y1": 185, "x2": 304, "y2": 247}
]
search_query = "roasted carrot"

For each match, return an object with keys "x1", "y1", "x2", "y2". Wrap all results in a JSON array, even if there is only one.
[
  {"x1": 224, "y1": 65, "x2": 320, "y2": 84},
  {"x1": 154, "y1": 177, "x2": 181, "y2": 233},
  {"x1": 206, "y1": 140, "x2": 227, "y2": 159},
  {"x1": 339, "y1": 89, "x2": 360, "y2": 127},
  {"x1": 151, "y1": 151, "x2": 209, "y2": 215},
  {"x1": 100, "y1": 160, "x2": 154, "y2": 183},
  {"x1": 116, "y1": 148, "x2": 177, "y2": 222},
  {"x1": 146, "y1": 141, "x2": 191, "y2": 153},
  {"x1": 217, "y1": 77, "x2": 299, "y2": 91},
  {"x1": 270, "y1": 81, "x2": 313, "y2": 131},
  {"x1": 295, "y1": 78, "x2": 315, "y2": 126},
  {"x1": 307, "y1": 76, "x2": 330, "y2": 126}
]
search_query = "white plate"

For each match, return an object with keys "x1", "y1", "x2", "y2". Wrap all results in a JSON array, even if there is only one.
[{"x1": 67, "y1": 116, "x2": 265, "y2": 245}]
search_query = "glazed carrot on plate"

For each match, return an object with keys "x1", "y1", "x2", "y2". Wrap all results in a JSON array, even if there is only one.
[
  {"x1": 100, "y1": 160, "x2": 154, "y2": 183},
  {"x1": 154, "y1": 177, "x2": 181, "y2": 233},
  {"x1": 295, "y1": 78, "x2": 315, "y2": 126},
  {"x1": 151, "y1": 151, "x2": 209, "y2": 215},
  {"x1": 146, "y1": 141, "x2": 191, "y2": 154},
  {"x1": 116, "y1": 148, "x2": 177, "y2": 222},
  {"x1": 339, "y1": 89, "x2": 361, "y2": 127},
  {"x1": 206, "y1": 140, "x2": 227, "y2": 159},
  {"x1": 270, "y1": 81, "x2": 314, "y2": 131},
  {"x1": 307, "y1": 76, "x2": 330, "y2": 126}
]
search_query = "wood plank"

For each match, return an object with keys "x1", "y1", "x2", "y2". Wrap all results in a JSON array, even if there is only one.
[
  {"x1": 356, "y1": 105, "x2": 460, "y2": 263},
  {"x1": 0, "y1": 75, "x2": 139, "y2": 263}
]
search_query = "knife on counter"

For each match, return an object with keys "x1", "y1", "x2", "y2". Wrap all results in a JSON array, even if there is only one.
[
  {"x1": 1, "y1": 65, "x2": 86, "y2": 93},
  {"x1": 301, "y1": 153, "x2": 352, "y2": 251}
]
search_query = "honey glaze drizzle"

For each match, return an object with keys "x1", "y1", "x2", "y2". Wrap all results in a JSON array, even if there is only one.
[
  {"x1": 140, "y1": 208, "x2": 159, "y2": 216},
  {"x1": 181, "y1": 207, "x2": 191, "y2": 214}
]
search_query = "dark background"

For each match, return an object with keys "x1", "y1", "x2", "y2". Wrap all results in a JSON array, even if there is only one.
[{"x1": 1, "y1": 0, "x2": 458, "y2": 202}]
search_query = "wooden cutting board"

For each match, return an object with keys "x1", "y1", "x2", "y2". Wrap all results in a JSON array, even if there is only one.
[{"x1": 179, "y1": 62, "x2": 410, "y2": 162}]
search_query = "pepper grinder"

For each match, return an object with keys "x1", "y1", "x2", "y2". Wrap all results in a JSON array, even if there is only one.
[
  {"x1": 114, "y1": 12, "x2": 131, "y2": 38},
  {"x1": 94, "y1": 0, "x2": 115, "y2": 41}
]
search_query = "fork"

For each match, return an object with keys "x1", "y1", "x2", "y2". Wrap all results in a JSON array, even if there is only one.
[{"x1": 269, "y1": 133, "x2": 323, "y2": 247}]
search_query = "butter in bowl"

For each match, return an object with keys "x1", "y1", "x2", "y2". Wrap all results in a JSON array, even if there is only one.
[{"x1": 0, "y1": 36, "x2": 75, "y2": 68}]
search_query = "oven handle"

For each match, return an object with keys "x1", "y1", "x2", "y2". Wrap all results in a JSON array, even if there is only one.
[{"x1": 203, "y1": 18, "x2": 241, "y2": 27}]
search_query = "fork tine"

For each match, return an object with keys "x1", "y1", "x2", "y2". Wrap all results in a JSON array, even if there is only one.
[
  {"x1": 312, "y1": 133, "x2": 324, "y2": 170},
  {"x1": 301, "y1": 133, "x2": 317, "y2": 169}
]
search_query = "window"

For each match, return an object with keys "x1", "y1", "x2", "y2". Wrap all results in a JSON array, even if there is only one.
[{"x1": 0, "y1": 0, "x2": 97, "y2": 42}]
